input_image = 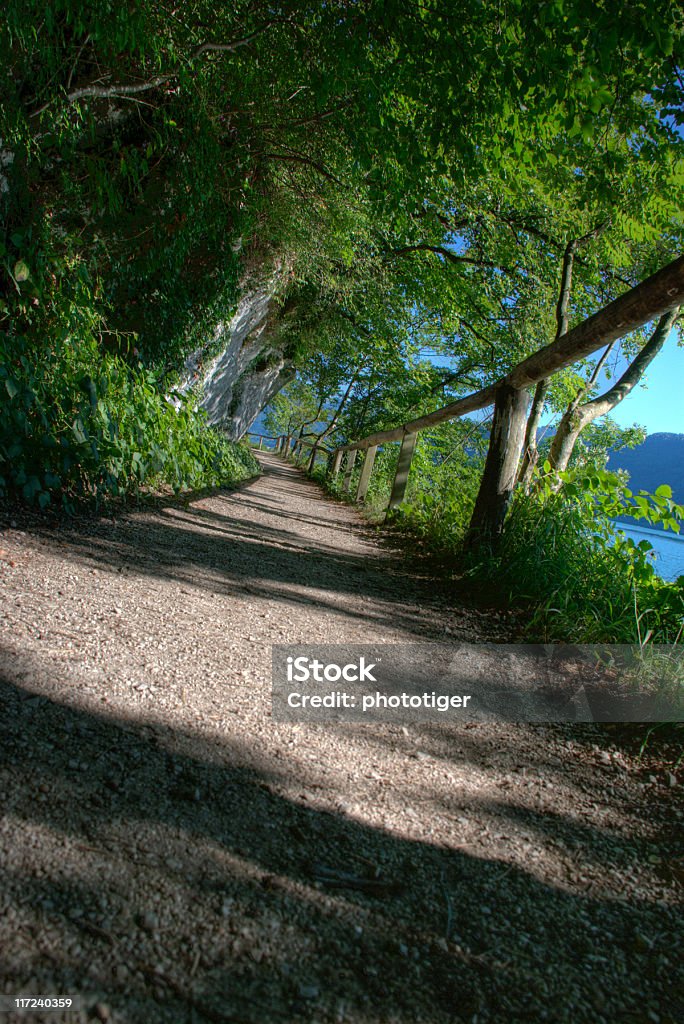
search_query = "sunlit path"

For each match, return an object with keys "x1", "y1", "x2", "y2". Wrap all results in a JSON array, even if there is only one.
[{"x1": 0, "y1": 458, "x2": 681, "y2": 1023}]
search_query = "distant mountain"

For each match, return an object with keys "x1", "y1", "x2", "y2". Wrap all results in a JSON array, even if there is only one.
[{"x1": 608, "y1": 432, "x2": 684, "y2": 503}]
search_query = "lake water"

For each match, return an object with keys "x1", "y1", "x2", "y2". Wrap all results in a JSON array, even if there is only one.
[{"x1": 613, "y1": 522, "x2": 684, "y2": 582}]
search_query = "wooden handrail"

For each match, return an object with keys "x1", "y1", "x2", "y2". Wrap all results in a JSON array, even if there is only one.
[
  {"x1": 335, "y1": 254, "x2": 684, "y2": 453},
  {"x1": 326, "y1": 254, "x2": 684, "y2": 517},
  {"x1": 282, "y1": 437, "x2": 333, "y2": 454}
]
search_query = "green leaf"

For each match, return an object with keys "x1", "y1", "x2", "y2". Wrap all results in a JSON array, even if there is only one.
[
  {"x1": 13, "y1": 260, "x2": 30, "y2": 282},
  {"x1": 71, "y1": 417, "x2": 88, "y2": 444},
  {"x1": 22, "y1": 475, "x2": 42, "y2": 501}
]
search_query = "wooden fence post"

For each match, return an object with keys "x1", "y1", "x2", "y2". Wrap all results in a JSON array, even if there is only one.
[
  {"x1": 355, "y1": 445, "x2": 377, "y2": 503},
  {"x1": 258, "y1": 436, "x2": 264, "y2": 450},
  {"x1": 342, "y1": 449, "x2": 358, "y2": 492},
  {"x1": 387, "y1": 432, "x2": 417, "y2": 510},
  {"x1": 466, "y1": 384, "x2": 529, "y2": 546},
  {"x1": 307, "y1": 443, "x2": 319, "y2": 473},
  {"x1": 331, "y1": 450, "x2": 343, "y2": 478}
]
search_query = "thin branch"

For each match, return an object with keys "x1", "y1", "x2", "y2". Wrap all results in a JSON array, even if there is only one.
[
  {"x1": 519, "y1": 224, "x2": 606, "y2": 484},
  {"x1": 66, "y1": 34, "x2": 92, "y2": 91},
  {"x1": 587, "y1": 340, "x2": 616, "y2": 388},
  {"x1": 439, "y1": 411, "x2": 494, "y2": 467},
  {"x1": 555, "y1": 239, "x2": 577, "y2": 338},
  {"x1": 31, "y1": 20, "x2": 281, "y2": 117},
  {"x1": 191, "y1": 21, "x2": 280, "y2": 58},
  {"x1": 583, "y1": 308, "x2": 679, "y2": 417},
  {"x1": 32, "y1": 75, "x2": 172, "y2": 115},
  {"x1": 301, "y1": 371, "x2": 362, "y2": 442},
  {"x1": 436, "y1": 211, "x2": 470, "y2": 234},
  {"x1": 555, "y1": 223, "x2": 609, "y2": 335},
  {"x1": 265, "y1": 151, "x2": 342, "y2": 185},
  {"x1": 387, "y1": 244, "x2": 511, "y2": 273}
]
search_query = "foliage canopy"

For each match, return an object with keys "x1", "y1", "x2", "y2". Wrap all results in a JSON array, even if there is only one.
[{"x1": 1, "y1": 1, "x2": 683, "y2": 507}]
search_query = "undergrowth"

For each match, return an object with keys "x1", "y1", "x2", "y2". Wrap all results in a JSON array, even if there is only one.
[
  {"x1": 470, "y1": 467, "x2": 684, "y2": 646},
  {"x1": 0, "y1": 234, "x2": 258, "y2": 513},
  {"x1": 315, "y1": 444, "x2": 684, "y2": 647},
  {"x1": 0, "y1": 338, "x2": 258, "y2": 512}
]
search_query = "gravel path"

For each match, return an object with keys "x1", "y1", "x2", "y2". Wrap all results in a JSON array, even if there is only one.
[{"x1": 0, "y1": 454, "x2": 681, "y2": 1024}]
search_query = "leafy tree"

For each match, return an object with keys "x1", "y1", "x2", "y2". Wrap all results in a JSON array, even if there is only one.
[{"x1": 2, "y1": 0, "x2": 683, "y2": 509}]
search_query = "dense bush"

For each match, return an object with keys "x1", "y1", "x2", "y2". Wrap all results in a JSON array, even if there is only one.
[
  {"x1": 0, "y1": 336, "x2": 259, "y2": 512},
  {"x1": 469, "y1": 467, "x2": 684, "y2": 644},
  {"x1": 321, "y1": 422, "x2": 486, "y2": 537},
  {"x1": 319, "y1": 441, "x2": 683, "y2": 644},
  {"x1": 0, "y1": 224, "x2": 257, "y2": 512},
  {"x1": 0, "y1": 358, "x2": 258, "y2": 510}
]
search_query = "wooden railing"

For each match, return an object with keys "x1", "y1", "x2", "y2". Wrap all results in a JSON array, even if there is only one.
[
  {"x1": 256, "y1": 432, "x2": 334, "y2": 473},
  {"x1": 330, "y1": 432, "x2": 416, "y2": 509},
  {"x1": 269, "y1": 427, "x2": 394, "y2": 505},
  {"x1": 316, "y1": 255, "x2": 684, "y2": 518},
  {"x1": 264, "y1": 254, "x2": 684, "y2": 536},
  {"x1": 246, "y1": 432, "x2": 280, "y2": 450}
]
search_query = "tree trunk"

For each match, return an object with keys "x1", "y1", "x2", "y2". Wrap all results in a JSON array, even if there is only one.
[
  {"x1": 466, "y1": 385, "x2": 530, "y2": 547},
  {"x1": 548, "y1": 307, "x2": 679, "y2": 473},
  {"x1": 547, "y1": 408, "x2": 585, "y2": 473},
  {"x1": 517, "y1": 378, "x2": 549, "y2": 488},
  {"x1": 517, "y1": 231, "x2": 597, "y2": 489}
]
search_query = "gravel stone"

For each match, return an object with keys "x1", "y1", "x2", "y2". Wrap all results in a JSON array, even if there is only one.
[{"x1": 0, "y1": 454, "x2": 681, "y2": 1024}]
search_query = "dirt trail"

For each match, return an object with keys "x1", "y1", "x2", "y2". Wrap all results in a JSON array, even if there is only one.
[{"x1": 0, "y1": 454, "x2": 681, "y2": 1024}]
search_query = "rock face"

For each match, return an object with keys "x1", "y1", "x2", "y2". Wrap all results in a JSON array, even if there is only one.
[{"x1": 199, "y1": 273, "x2": 296, "y2": 440}]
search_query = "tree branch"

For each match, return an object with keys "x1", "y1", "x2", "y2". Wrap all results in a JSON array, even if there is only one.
[
  {"x1": 31, "y1": 20, "x2": 281, "y2": 117},
  {"x1": 336, "y1": 254, "x2": 684, "y2": 451},
  {"x1": 586, "y1": 340, "x2": 616, "y2": 389},
  {"x1": 547, "y1": 308, "x2": 678, "y2": 473},
  {"x1": 191, "y1": 21, "x2": 280, "y2": 58},
  {"x1": 265, "y1": 151, "x2": 342, "y2": 185},
  {"x1": 555, "y1": 239, "x2": 577, "y2": 338},
  {"x1": 435, "y1": 211, "x2": 470, "y2": 234},
  {"x1": 519, "y1": 222, "x2": 610, "y2": 484},
  {"x1": 583, "y1": 308, "x2": 679, "y2": 417},
  {"x1": 387, "y1": 244, "x2": 511, "y2": 273}
]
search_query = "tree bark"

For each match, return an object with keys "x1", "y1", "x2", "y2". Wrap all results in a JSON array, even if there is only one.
[
  {"x1": 508, "y1": 255, "x2": 684, "y2": 390},
  {"x1": 466, "y1": 385, "x2": 530, "y2": 547},
  {"x1": 518, "y1": 236, "x2": 576, "y2": 486},
  {"x1": 518, "y1": 228, "x2": 605, "y2": 488},
  {"x1": 517, "y1": 378, "x2": 549, "y2": 488}
]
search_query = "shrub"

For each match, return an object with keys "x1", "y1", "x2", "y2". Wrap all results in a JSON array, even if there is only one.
[
  {"x1": 470, "y1": 466, "x2": 684, "y2": 644},
  {"x1": 0, "y1": 336, "x2": 258, "y2": 511}
]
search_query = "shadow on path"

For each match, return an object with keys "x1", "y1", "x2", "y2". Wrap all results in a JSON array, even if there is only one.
[
  {"x1": 25, "y1": 456, "x2": 484, "y2": 642},
  {"x1": 0, "y1": 667, "x2": 681, "y2": 1024}
]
